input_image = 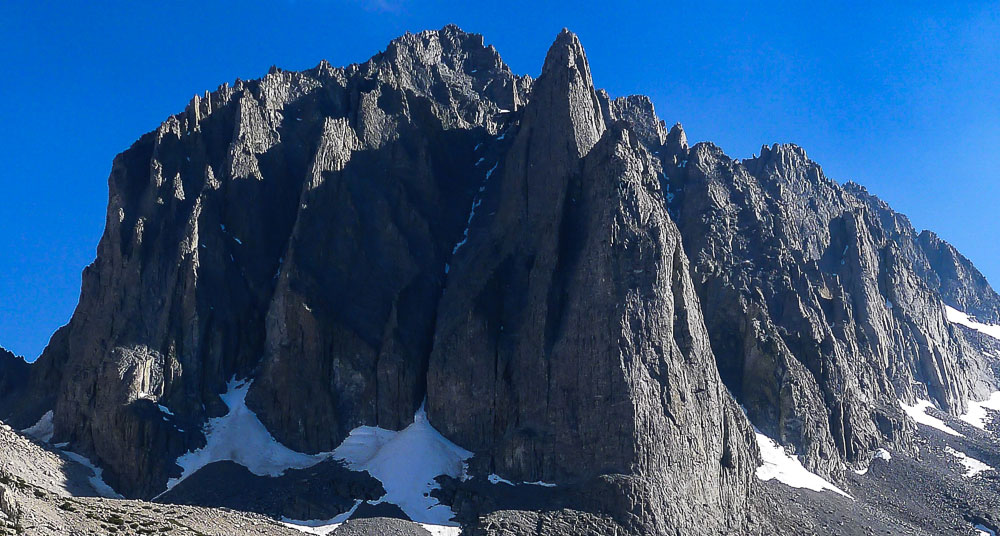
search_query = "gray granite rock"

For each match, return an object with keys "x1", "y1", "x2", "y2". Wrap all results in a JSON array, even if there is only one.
[{"x1": 3, "y1": 23, "x2": 1000, "y2": 536}]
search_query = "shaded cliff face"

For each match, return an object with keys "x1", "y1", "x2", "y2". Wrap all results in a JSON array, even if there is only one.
[
  {"x1": 25, "y1": 26, "x2": 531, "y2": 498},
  {"x1": 0, "y1": 347, "x2": 30, "y2": 424}
]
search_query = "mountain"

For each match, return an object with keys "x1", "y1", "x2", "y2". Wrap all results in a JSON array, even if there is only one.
[{"x1": 3, "y1": 25, "x2": 1000, "y2": 535}]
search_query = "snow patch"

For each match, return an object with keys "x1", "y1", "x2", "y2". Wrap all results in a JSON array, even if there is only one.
[
  {"x1": 853, "y1": 448, "x2": 891, "y2": 475},
  {"x1": 333, "y1": 402, "x2": 472, "y2": 526},
  {"x1": 157, "y1": 404, "x2": 175, "y2": 417},
  {"x1": 754, "y1": 431, "x2": 852, "y2": 499},
  {"x1": 945, "y1": 305, "x2": 1000, "y2": 342},
  {"x1": 451, "y1": 162, "x2": 499, "y2": 255},
  {"x1": 59, "y1": 450, "x2": 123, "y2": 498},
  {"x1": 22, "y1": 410, "x2": 54, "y2": 442},
  {"x1": 162, "y1": 378, "x2": 330, "y2": 494},
  {"x1": 976, "y1": 523, "x2": 997, "y2": 536},
  {"x1": 281, "y1": 501, "x2": 361, "y2": 535},
  {"x1": 945, "y1": 447, "x2": 994, "y2": 477},
  {"x1": 900, "y1": 400, "x2": 964, "y2": 437},
  {"x1": 488, "y1": 473, "x2": 514, "y2": 485},
  {"x1": 485, "y1": 162, "x2": 499, "y2": 180},
  {"x1": 960, "y1": 391, "x2": 1000, "y2": 430},
  {"x1": 485, "y1": 474, "x2": 556, "y2": 487},
  {"x1": 419, "y1": 525, "x2": 463, "y2": 536}
]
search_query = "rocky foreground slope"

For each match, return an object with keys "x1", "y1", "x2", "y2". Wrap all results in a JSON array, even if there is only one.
[{"x1": 2, "y1": 25, "x2": 1000, "y2": 535}]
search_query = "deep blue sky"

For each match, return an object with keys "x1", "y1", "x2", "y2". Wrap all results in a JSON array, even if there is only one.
[{"x1": 1, "y1": 1, "x2": 998, "y2": 360}]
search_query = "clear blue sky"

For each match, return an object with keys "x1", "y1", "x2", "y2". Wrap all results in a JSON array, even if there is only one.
[{"x1": 1, "y1": 1, "x2": 998, "y2": 360}]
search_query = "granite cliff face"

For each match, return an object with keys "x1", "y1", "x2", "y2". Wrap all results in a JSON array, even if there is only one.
[
  {"x1": 426, "y1": 31, "x2": 755, "y2": 533},
  {"x1": 2, "y1": 24, "x2": 999, "y2": 535},
  {"x1": 599, "y1": 113, "x2": 997, "y2": 479}
]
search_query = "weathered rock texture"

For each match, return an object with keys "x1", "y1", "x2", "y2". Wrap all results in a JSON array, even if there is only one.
[
  {"x1": 602, "y1": 104, "x2": 998, "y2": 479},
  {"x1": 2, "y1": 23, "x2": 999, "y2": 536},
  {"x1": 426, "y1": 30, "x2": 755, "y2": 534}
]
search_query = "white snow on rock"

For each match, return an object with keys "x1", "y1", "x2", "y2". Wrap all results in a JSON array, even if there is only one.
[
  {"x1": 975, "y1": 523, "x2": 997, "y2": 536},
  {"x1": 485, "y1": 473, "x2": 557, "y2": 487},
  {"x1": 22, "y1": 410, "x2": 54, "y2": 442},
  {"x1": 900, "y1": 400, "x2": 964, "y2": 437},
  {"x1": 960, "y1": 391, "x2": 1000, "y2": 430},
  {"x1": 754, "y1": 431, "x2": 852, "y2": 499},
  {"x1": 332, "y1": 402, "x2": 472, "y2": 527},
  {"x1": 280, "y1": 501, "x2": 361, "y2": 535},
  {"x1": 853, "y1": 448, "x2": 892, "y2": 475},
  {"x1": 419, "y1": 525, "x2": 463, "y2": 536},
  {"x1": 163, "y1": 378, "x2": 330, "y2": 493},
  {"x1": 945, "y1": 446, "x2": 994, "y2": 477},
  {"x1": 488, "y1": 473, "x2": 514, "y2": 485},
  {"x1": 945, "y1": 305, "x2": 1000, "y2": 342},
  {"x1": 452, "y1": 162, "x2": 499, "y2": 255},
  {"x1": 59, "y1": 450, "x2": 123, "y2": 499}
]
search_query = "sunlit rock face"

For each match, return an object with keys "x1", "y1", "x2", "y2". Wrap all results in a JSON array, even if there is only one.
[{"x1": 608, "y1": 110, "x2": 997, "y2": 481}]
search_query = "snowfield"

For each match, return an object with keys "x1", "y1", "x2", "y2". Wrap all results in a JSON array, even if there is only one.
[
  {"x1": 945, "y1": 305, "x2": 1000, "y2": 342},
  {"x1": 59, "y1": 449, "x2": 123, "y2": 499},
  {"x1": 22, "y1": 410, "x2": 54, "y2": 442},
  {"x1": 332, "y1": 402, "x2": 472, "y2": 526},
  {"x1": 960, "y1": 391, "x2": 1000, "y2": 430},
  {"x1": 754, "y1": 430, "x2": 852, "y2": 499},
  {"x1": 284, "y1": 403, "x2": 471, "y2": 534},
  {"x1": 163, "y1": 378, "x2": 331, "y2": 493},
  {"x1": 945, "y1": 447, "x2": 994, "y2": 478},
  {"x1": 900, "y1": 400, "x2": 964, "y2": 437},
  {"x1": 162, "y1": 379, "x2": 474, "y2": 533}
]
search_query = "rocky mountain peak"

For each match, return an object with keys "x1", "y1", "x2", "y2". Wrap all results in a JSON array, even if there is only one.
[
  {"x1": 542, "y1": 29, "x2": 589, "y2": 76},
  {"x1": 666, "y1": 121, "x2": 688, "y2": 154},
  {"x1": 3, "y1": 24, "x2": 1000, "y2": 536},
  {"x1": 607, "y1": 95, "x2": 668, "y2": 149},
  {"x1": 533, "y1": 29, "x2": 605, "y2": 158}
]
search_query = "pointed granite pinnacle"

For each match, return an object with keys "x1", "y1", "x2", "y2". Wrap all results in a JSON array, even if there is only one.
[
  {"x1": 666, "y1": 122, "x2": 688, "y2": 154},
  {"x1": 533, "y1": 28, "x2": 605, "y2": 158},
  {"x1": 542, "y1": 29, "x2": 594, "y2": 83}
]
